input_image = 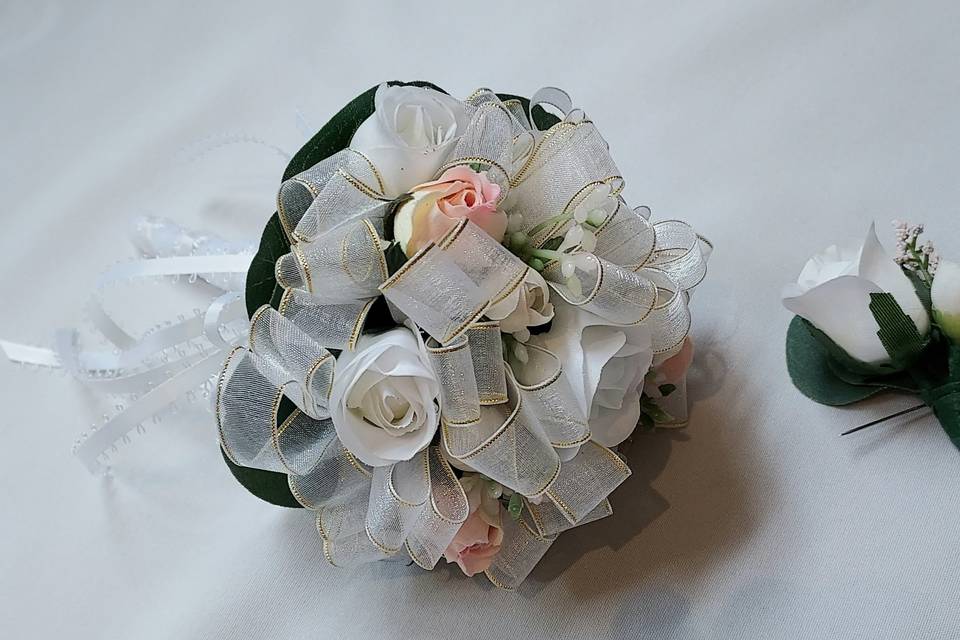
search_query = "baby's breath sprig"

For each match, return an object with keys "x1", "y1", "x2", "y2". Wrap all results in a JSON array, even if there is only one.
[{"x1": 893, "y1": 220, "x2": 940, "y2": 287}]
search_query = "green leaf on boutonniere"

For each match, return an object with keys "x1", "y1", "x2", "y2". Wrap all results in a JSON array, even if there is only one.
[
  {"x1": 905, "y1": 269, "x2": 933, "y2": 315},
  {"x1": 868, "y1": 292, "x2": 927, "y2": 368},
  {"x1": 786, "y1": 316, "x2": 886, "y2": 405},
  {"x1": 800, "y1": 318, "x2": 903, "y2": 377},
  {"x1": 638, "y1": 412, "x2": 655, "y2": 432}
]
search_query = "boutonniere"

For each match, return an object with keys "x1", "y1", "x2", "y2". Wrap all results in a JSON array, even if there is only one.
[{"x1": 783, "y1": 221, "x2": 959, "y2": 446}]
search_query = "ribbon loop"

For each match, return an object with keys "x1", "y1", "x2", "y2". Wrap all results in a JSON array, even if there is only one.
[
  {"x1": 645, "y1": 220, "x2": 708, "y2": 291},
  {"x1": 380, "y1": 220, "x2": 527, "y2": 345},
  {"x1": 279, "y1": 150, "x2": 390, "y2": 242},
  {"x1": 276, "y1": 219, "x2": 387, "y2": 300},
  {"x1": 543, "y1": 253, "x2": 659, "y2": 325}
]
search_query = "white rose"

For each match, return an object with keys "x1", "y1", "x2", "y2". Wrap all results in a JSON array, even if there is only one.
[
  {"x1": 782, "y1": 223, "x2": 931, "y2": 364},
  {"x1": 485, "y1": 269, "x2": 555, "y2": 341},
  {"x1": 932, "y1": 260, "x2": 960, "y2": 343},
  {"x1": 537, "y1": 299, "x2": 653, "y2": 447},
  {"x1": 330, "y1": 327, "x2": 440, "y2": 467},
  {"x1": 350, "y1": 84, "x2": 469, "y2": 198}
]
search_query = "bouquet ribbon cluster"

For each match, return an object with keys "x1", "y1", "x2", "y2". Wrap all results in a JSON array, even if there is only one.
[{"x1": 217, "y1": 83, "x2": 709, "y2": 587}]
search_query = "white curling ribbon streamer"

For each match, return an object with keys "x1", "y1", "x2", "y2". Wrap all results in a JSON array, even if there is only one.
[
  {"x1": 214, "y1": 88, "x2": 711, "y2": 587},
  {"x1": 1, "y1": 217, "x2": 254, "y2": 472}
]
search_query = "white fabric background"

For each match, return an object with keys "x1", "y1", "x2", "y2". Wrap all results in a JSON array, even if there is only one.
[{"x1": 2, "y1": 1, "x2": 959, "y2": 638}]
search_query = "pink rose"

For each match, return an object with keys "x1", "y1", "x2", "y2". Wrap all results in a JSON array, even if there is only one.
[
  {"x1": 657, "y1": 336, "x2": 694, "y2": 384},
  {"x1": 393, "y1": 167, "x2": 507, "y2": 256},
  {"x1": 443, "y1": 474, "x2": 504, "y2": 577}
]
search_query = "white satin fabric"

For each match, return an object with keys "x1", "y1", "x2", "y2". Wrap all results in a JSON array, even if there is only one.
[{"x1": 2, "y1": 1, "x2": 960, "y2": 639}]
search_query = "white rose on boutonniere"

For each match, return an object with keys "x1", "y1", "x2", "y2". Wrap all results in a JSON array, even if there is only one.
[
  {"x1": 782, "y1": 223, "x2": 931, "y2": 365},
  {"x1": 536, "y1": 299, "x2": 653, "y2": 447},
  {"x1": 330, "y1": 327, "x2": 440, "y2": 467},
  {"x1": 350, "y1": 84, "x2": 470, "y2": 198},
  {"x1": 485, "y1": 268, "x2": 554, "y2": 341}
]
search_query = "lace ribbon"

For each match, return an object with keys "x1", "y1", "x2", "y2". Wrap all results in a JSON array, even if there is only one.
[
  {"x1": 1, "y1": 218, "x2": 253, "y2": 472},
  {"x1": 216, "y1": 87, "x2": 710, "y2": 587}
]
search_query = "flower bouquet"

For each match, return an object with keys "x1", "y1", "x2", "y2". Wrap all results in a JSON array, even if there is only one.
[
  {"x1": 216, "y1": 81, "x2": 710, "y2": 588},
  {"x1": 783, "y1": 222, "x2": 960, "y2": 447}
]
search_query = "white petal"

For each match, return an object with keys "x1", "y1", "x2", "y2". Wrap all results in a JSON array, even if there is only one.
[
  {"x1": 330, "y1": 327, "x2": 439, "y2": 466},
  {"x1": 538, "y1": 300, "x2": 621, "y2": 418},
  {"x1": 794, "y1": 242, "x2": 860, "y2": 294},
  {"x1": 350, "y1": 84, "x2": 468, "y2": 197},
  {"x1": 590, "y1": 393, "x2": 642, "y2": 447},
  {"x1": 857, "y1": 222, "x2": 930, "y2": 336},
  {"x1": 783, "y1": 275, "x2": 891, "y2": 364}
]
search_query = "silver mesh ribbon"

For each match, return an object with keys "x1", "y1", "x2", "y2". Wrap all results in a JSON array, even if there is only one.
[{"x1": 216, "y1": 86, "x2": 711, "y2": 587}]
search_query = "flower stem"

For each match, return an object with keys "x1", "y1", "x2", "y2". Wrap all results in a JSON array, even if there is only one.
[
  {"x1": 530, "y1": 249, "x2": 561, "y2": 262},
  {"x1": 526, "y1": 211, "x2": 572, "y2": 238}
]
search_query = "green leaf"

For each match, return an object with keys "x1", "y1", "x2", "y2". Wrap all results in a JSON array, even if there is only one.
[
  {"x1": 786, "y1": 316, "x2": 887, "y2": 406},
  {"x1": 221, "y1": 448, "x2": 302, "y2": 508},
  {"x1": 638, "y1": 413, "x2": 655, "y2": 432},
  {"x1": 383, "y1": 242, "x2": 408, "y2": 277},
  {"x1": 495, "y1": 93, "x2": 562, "y2": 131},
  {"x1": 641, "y1": 396, "x2": 674, "y2": 423},
  {"x1": 919, "y1": 357, "x2": 960, "y2": 450},
  {"x1": 658, "y1": 383, "x2": 677, "y2": 397},
  {"x1": 362, "y1": 296, "x2": 397, "y2": 335},
  {"x1": 906, "y1": 269, "x2": 933, "y2": 315},
  {"x1": 825, "y1": 358, "x2": 920, "y2": 393},
  {"x1": 244, "y1": 212, "x2": 289, "y2": 318},
  {"x1": 869, "y1": 292, "x2": 926, "y2": 367},
  {"x1": 801, "y1": 318, "x2": 901, "y2": 377},
  {"x1": 539, "y1": 236, "x2": 563, "y2": 251}
]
